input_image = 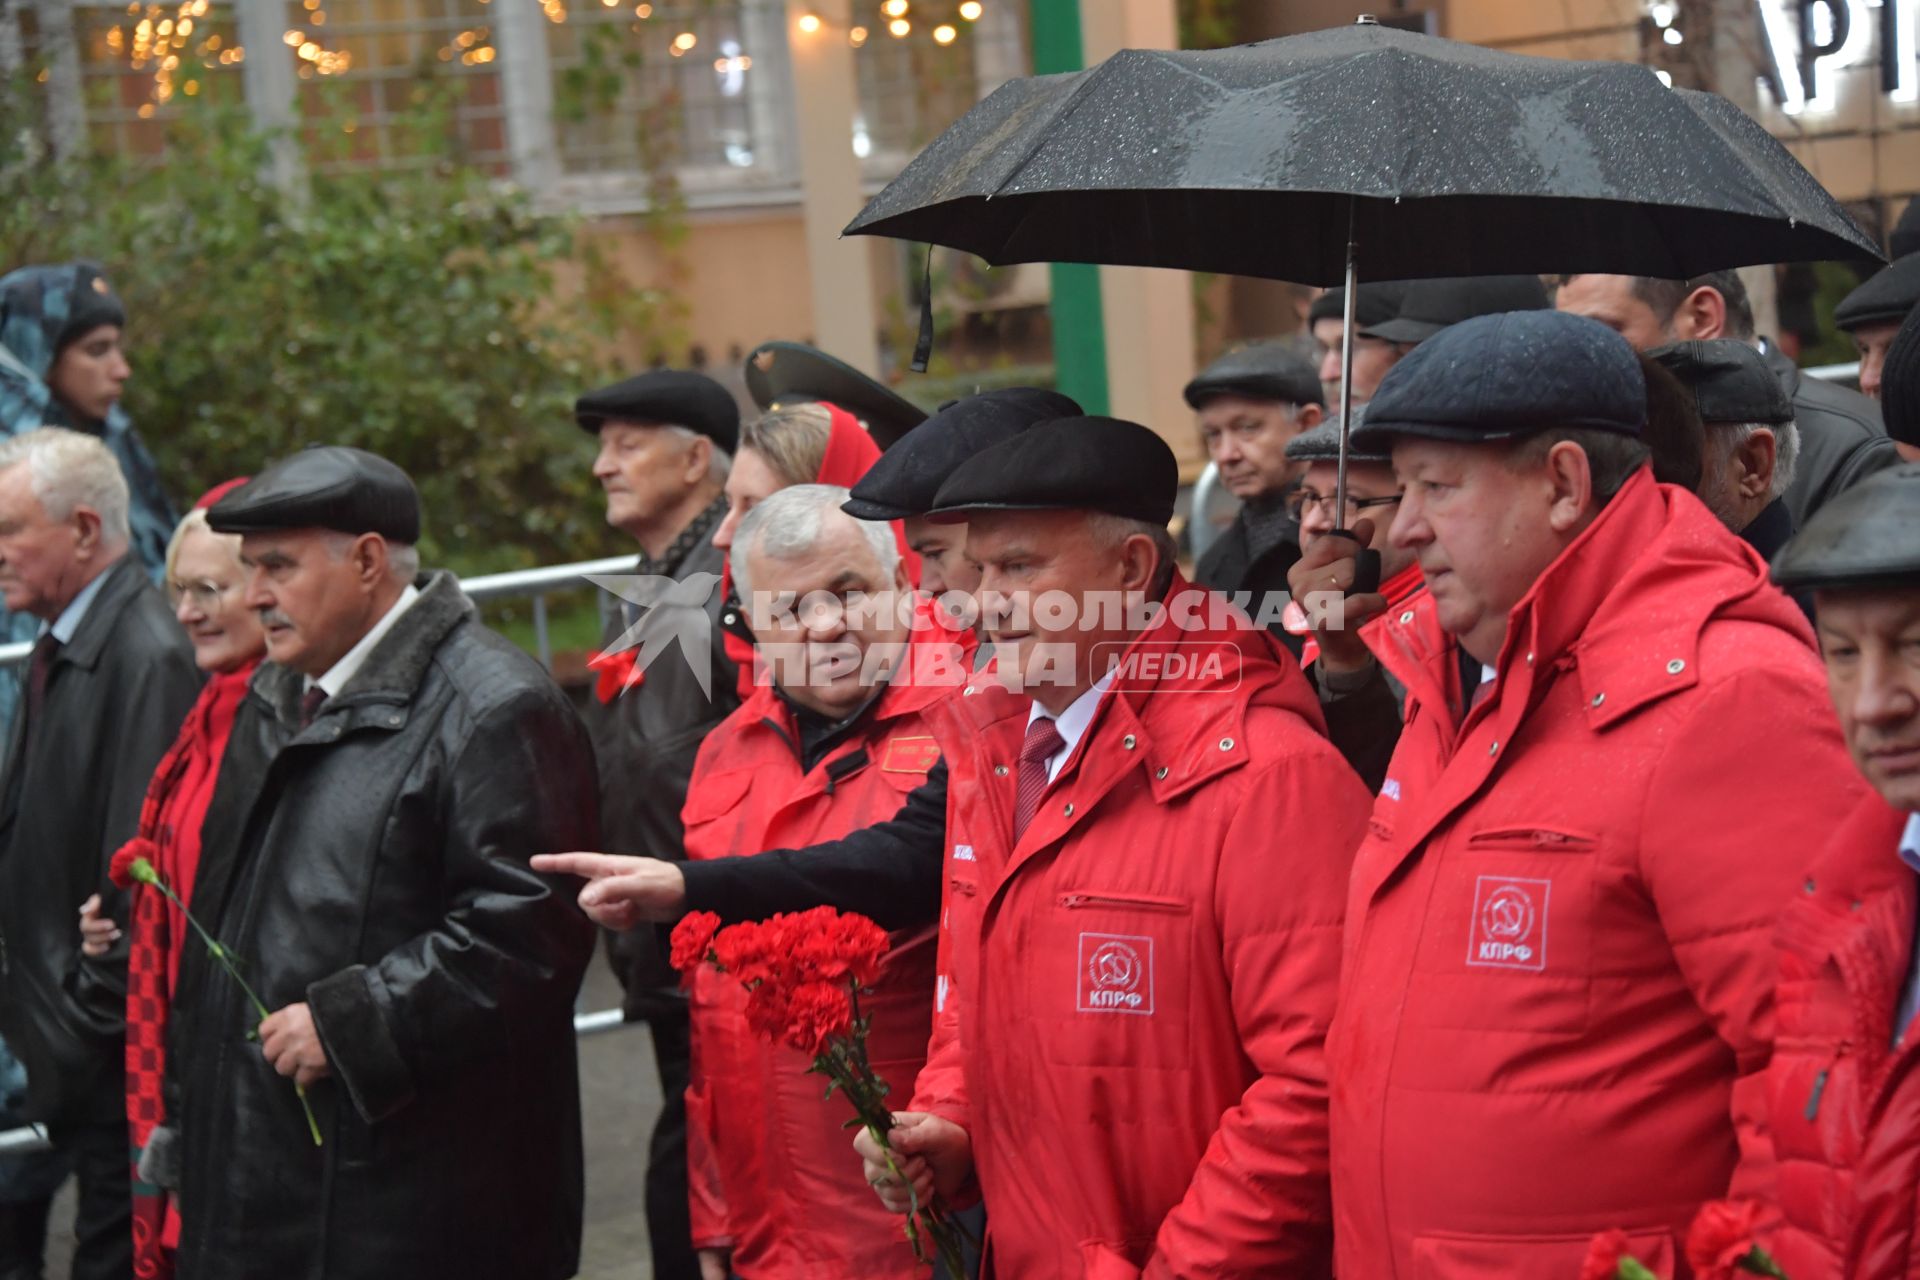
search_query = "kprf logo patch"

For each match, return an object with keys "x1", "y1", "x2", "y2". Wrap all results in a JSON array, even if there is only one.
[
  {"x1": 881, "y1": 735, "x2": 940, "y2": 774},
  {"x1": 1466, "y1": 876, "x2": 1549, "y2": 971},
  {"x1": 1077, "y1": 933, "x2": 1154, "y2": 1015}
]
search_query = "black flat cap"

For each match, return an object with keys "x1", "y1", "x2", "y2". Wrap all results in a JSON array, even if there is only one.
[
  {"x1": 745, "y1": 341, "x2": 927, "y2": 450},
  {"x1": 1306, "y1": 281, "x2": 1411, "y2": 330},
  {"x1": 927, "y1": 416, "x2": 1178, "y2": 526},
  {"x1": 1647, "y1": 340, "x2": 1794, "y2": 426},
  {"x1": 842, "y1": 387, "x2": 1081, "y2": 521},
  {"x1": 1353, "y1": 310, "x2": 1644, "y2": 451},
  {"x1": 1183, "y1": 341, "x2": 1324, "y2": 410},
  {"x1": 575, "y1": 369, "x2": 740, "y2": 452},
  {"x1": 1893, "y1": 198, "x2": 1920, "y2": 262},
  {"x1": 1361, "y1": 274, "x2": 1551, "y2": 346},
  {"x1": 1773, "y1": 463, "x2": 1920, "y2": 592},
  {"x1": 1284, "y1": 411, "x2": 1388, "y2": 465},
  {"x1": 1834, "y1": 254, "x2": 1920, "y2": 332},
  {"x1": 207, "y1": 445, "x2": 421, "y2": 544},
  {"x1": 1883, "y1": 306, "x2": 1920, "y2": 449}
]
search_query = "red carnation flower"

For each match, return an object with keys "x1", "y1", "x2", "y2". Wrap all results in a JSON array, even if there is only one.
[
  {"x1": 1580, "y1": 1230, "x2": 1631, "y2": 1280},
  {"x1": 1686, "y1": 1200, "x2": 1779, "y2": 1279},
  {"x1": 108, "y1": 838, "x2": 159, "y2": 891},
  {"x1": 782, "y1": 981, "x2": 854, "y2": 1058},
  {"x1": 713, "y1": 920, "x2": 778, "y2": 987},
  {"x1": 668, "y1": 911, "x2": 722, "y2": 975},
  {"x1": 744, "y1": 979, "x2": 794, "y2": 1042}
]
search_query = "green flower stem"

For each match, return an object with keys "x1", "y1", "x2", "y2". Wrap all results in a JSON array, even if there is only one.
[{"x1": 140, "y1": 868, "x2": 324, "y2": 1147}]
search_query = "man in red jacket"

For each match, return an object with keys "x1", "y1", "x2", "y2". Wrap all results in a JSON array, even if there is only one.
[
  {"x1": 1766, "y1": 463, "x2": 1920, "y2": 1279},
  {"x1": 854, "y1": 416, "x2": 1370, "y2": 1279},
  {"x1": 1328, "y1": 311, "x2": 1864, "y2": 1278}
]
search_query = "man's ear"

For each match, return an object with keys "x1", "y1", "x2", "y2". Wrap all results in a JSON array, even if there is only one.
[
  {"x1": 354, "y1": 535, "x2": 390, "y2": 589},
  {"x1": 1120, "y1": 534, "x2": 1158, "y2": 593},
  {"x1": 70, "y1": 505, "x2": 105, "y2": 557},
  {"x1": 1544, "y1": 441, "x2": 1597, "y2": 534},
  {"x1": 1296, "y1": 402, "x2": 1326, "y2": 430},
  {"x1": 1676, "y1": 286, "x2": 1729, "y2": 341},
  {"x1": 1732, "y1": 427, "x2": 1776, "y2": 499},
  {"x1": 684, "y1": 436, "x2": 712, "y2": 487}
]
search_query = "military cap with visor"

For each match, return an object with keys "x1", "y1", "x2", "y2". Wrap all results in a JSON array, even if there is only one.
[
  {"x1": 927, "y1": 416, "x2": 1178, "y2": 526},
  {"x1": 842, "y1": 387, "x2": 1081, "y2": 521},
  {"x1": 207, "y1": 445, "x2": 422, "y2": 545},
  {"x1": 744, "y1": 341, "x2": 927, "y2": 450}
]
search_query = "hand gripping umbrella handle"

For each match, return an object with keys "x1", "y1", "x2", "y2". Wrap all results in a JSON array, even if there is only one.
[{"x1": 1327, "y1": 531, "x2": 1382, "y2": 596}]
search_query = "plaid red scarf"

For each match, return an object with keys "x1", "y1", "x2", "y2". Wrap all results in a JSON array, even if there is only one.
[{"x1": 126, "y1": 661, "x2": 254, "y2": 1278}]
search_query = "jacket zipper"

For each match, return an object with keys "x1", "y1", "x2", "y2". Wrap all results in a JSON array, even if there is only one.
[
  {"x1": 1806, "y1": 1040, "x2": 1852, "y2": 1122},
  {"x1": 1057, "y1": 893, "x2": 1187, "y2": 913}
]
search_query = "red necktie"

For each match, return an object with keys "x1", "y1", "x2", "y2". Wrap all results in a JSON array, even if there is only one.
[
  {"x1": 300, "y1": 686, "x2": 329, "y2": 728},
  {"x1": 23, "y1": 634, "x2": 59, "y2": 734},
  {"x1": 1012, "y1": 717, "x2": 1065, "y2": 842}
]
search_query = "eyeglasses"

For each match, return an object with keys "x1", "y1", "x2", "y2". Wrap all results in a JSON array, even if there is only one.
[
  {"x1": 1285, "y1": 489, "x2": 1403, "y2": 523},
  {"x1": 167, "y1": 578, "x2": 237, "y2": 610}
]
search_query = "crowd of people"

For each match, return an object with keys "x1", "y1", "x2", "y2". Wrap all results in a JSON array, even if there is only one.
[{"x1": 0, "y1": 220, "x2": 1914, "y2": 1280}]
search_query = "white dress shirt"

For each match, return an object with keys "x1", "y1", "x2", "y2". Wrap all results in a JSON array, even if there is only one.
[
  {"x1": 308, "y1": 584, "x2": 421, "y2": 698},
  {"x1": 1024, "y1": 670, "x2": 1117, "y2": 785},
  {"x1": 43, "y1": 567, "x2": 113, "y2": 644}
]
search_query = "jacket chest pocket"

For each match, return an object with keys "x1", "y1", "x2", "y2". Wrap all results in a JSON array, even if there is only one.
[
  {"x1": 1410, "y1": 826, "x2": 1599, "y2": 1036},
  {"x1": 679, "y1": 769, "x2": 756, "y2": 860},
  {"x1": 1031, "y1": 890, "x2": 1194, "y2": 1070}
]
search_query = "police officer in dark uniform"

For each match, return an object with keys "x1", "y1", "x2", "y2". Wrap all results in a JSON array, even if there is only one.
[{"x1": 574, "y1": 369, "x2": 741, "y2": 1280}]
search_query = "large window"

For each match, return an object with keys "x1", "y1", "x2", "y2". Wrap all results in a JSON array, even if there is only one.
[{"x1": 852, "y1": 0, "x2": 1025, "y2": 170}]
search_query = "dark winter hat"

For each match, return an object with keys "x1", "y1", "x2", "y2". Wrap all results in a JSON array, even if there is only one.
[
  {"x1": 1306, "y1": 281, "x2": 1411, "y2": 330},
  {"x1": 1183, "y1": 341, "x2": 1324, "y2": 410},
  {"x1": 54, "y1": 262, "x2": 126, "y2": 354},
  {"x1": 574, "y1": 369, "x2": 741, "y2": 452},
  {"x1": 207, "y1": 445, "x2": 422, "y2": 545},
  {"x1": 1882, "y1": 305, "x2": 1920, "y2": 450},
  {"x1": 1834, "y1": 254, "x2": 1920, "y2": 333},
  {"x1": 928, "y1": 416, "x2": 1178, "y2": 526},
  {"x1": 1284, "y1": 410, "x2": 1388, "y2": 465},
  {"x1": 744, "y1": 341, "x2": 927, "y2": 450},
  {"x1": 1647, "y1": 340, "x2": 1795, "y2": 426},
  {"x1": 842, "y1": 387, "x2": 1082, "y2": 521},
  {"x1": 1361, "y1": 274, "x2": 1551, "y2": 346},
  {"x1": 1773, "y1": 463, "x2": 1920, "y2": 592},
  {"x1": 1353, "y1": 310, "x2": 1645, "y2": 451},
  {"x1": 1891, "y1": 198, "x2": 1920, "y2": 262}
]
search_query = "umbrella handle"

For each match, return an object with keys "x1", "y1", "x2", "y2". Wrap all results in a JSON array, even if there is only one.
[{"x1": 1327, "y1": 531, "x2": 1382, "y2": 596}]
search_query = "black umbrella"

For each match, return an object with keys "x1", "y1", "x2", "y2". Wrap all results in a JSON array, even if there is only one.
[{"x1": 845, "y1": 17, "x2": 1881, "y2": 580}]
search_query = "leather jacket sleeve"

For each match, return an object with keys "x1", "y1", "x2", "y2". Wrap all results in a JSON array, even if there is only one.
[{"x1": 305, "y1": 688, "x2": 596, "y2": 1124}]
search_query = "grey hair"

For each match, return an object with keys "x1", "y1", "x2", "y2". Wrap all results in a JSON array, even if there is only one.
[
  {"x1": 1502, "y1": 427, "x2": 1652, "y2": 504},
  {"x1": 323, "y1": 531, "x2": 420, "y2": 584},
  {"x1": 1710, "y1": 420, "x2": 1800, "y2": 503},
  {"x1": 0, "y1": 426, "x2": 130, "y2": 543},
  {"x1": 664, "y1": 425, "x2": 731, "y2": 483},
  {"x1": 1084, "y1": 512, "x2": 1179, "y2": 598},
  {"x1": 730, "y1": 483, "x2": 898, "y2": 599}
]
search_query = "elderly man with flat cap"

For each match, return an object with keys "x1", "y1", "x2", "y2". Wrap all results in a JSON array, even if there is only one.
[
  {"x1": 162, "y1": 447, "x2": 597, "y2": 1280},
  {"x1": 1834, "y1": 253, "x2": 1920, "y2": 402},
  {"x1": 575, "y1": 368, "x2": 741, "y2": 1280},
  {"x1": 1650, "y1": 339, "x2": 1802, "y2": 561},
  {"x1": 1763, "y1": 463, "x2": 1920, "y2": 1280},
  {"x1": 1324, "y1": 310, "x2": 1865, "y2": 1278},
  {"x1": 836, "y1": 416, "x2": 1368, "y2": 1278},
  {"x1": 1307, "y1": 282, "x2": 1410, "y2": 406},
  {"x1": 1185, "y1": 342, "x2": 1326, "y2": 652}
]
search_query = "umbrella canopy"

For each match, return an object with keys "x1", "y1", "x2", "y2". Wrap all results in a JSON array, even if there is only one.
[{"x1": 844, "y1": 21, "x2": 1880, "y2": 283}]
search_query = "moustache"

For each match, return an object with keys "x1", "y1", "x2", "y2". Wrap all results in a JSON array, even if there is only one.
[{"x1": 257, "y1": 608, "x2": 294, "y2": 630}]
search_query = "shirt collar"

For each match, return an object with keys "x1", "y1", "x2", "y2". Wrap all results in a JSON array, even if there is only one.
[
  {"x1": 1026, "y1": 668, "x2": 1117, "y2": 764},
  {"x1": 309, "y1": 583, "x2": 422, "y2": 698},
  {"x1": 45, "y1": 566, "x2": 114, "y2": 645},
  {"x1": 1899, "y1": 813, "x2": 1920, "y2": 877}
]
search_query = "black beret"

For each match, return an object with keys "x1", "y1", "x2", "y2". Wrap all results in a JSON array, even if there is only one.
[
  {"x1": 927, "y1": 416, "x2": 1178, "y2": 526},
  {"x1": 1773, "y1": 463, "x2": 1920, "y2": 592},
  {"x1": 1834, "y1": 254, "x2": 1920, "y2": 332},
  {"x1": 56, "y1": 262, "x2": 126, "y2": 353},
  {"x1": 1647, "y1": 340, "x2": 1794, "y2": 426},
  {"x1": 1183, "y1": 341, "x2": 1324, "y2": 410},
  {"x1": 1893, "y1": 198, "x2": 1920, "y2": 262},
  {"x1": 1884, "y1": 306, "x2": 1920, "y2": 449},
  {"x1": 745, "y1": 341, "x2": 927, "y2": 450},
  {"x1": 842, "y1": 387, "x2": 1081, "y2": 521},
  {"x1": 574, "y1": 369, "x2": 740, "y2": 452},
  {"x1": 1306, "y1": 281, "x2": 1411, "y2": 330},
  {"x1": 207, "y1": 445, "x2": 422, "y2": 544},
  {"x1": 1361, "y1": 274, "x2": 1551, "y2": 346},
  {"x1": 1284, "y1": 411, "x2": 1389, "y2": 465},
  {"x1": 1353, "y1": 310, "x2": 1645, "y2": 451}
]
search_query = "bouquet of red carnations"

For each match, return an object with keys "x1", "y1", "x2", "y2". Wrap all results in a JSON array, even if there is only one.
[
  {"x1": 1583, "y1": 1199, "x2": 1789, "y2": 1279},
  {"x1": 670, "y1": 906, "x2": 968, "y2": 1273}
]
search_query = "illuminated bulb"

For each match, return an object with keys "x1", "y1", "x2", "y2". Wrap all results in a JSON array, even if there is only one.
[
  {"x1": 880, "y1": 0, "x2": 907, "y2": 16},
  {"x1": 797, "y1": 12, "x2": 821, "y2": 33},
  {"x1": 959, "y1": 0, "x2": 981, "y2": 18},
  {"x1": 137, "y1": 103, "x2": 155, "y2": 117},
  {"x1": 635, "y1": 2, "x2": 651, "y2": 14},
  {"x1": 673, "y1": 30, "x2": 697, "y2": 50},
  {"x1": 933, "y1": 22, "x2": 955, "y2": 43},
  {"x1": 888, "y1": 17, "x2": 909, "y2": 36},
  {"x1": 283, "y1": 28, "x2": 302, "y2": 44},
  {"x1": 299, "y1": 41, "x2": 318, "y2": 58},
  {"x1": 849, "y1": 24, "x2": 867, "y2": 44},
  {"x1": 1654, "y1": 69, "x2": 1673, "y2": 87},
  {"x1": 1662, "y1": 25, "x2": 1682, "y2": 44}
]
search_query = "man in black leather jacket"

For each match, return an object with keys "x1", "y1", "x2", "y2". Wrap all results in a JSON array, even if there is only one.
[
  {"x1": 166, "y1": 447, "x2": 596, "y2": 1280},
  {"x1": 0, "y1": 428, "x2": 198, "y2": 1280}
]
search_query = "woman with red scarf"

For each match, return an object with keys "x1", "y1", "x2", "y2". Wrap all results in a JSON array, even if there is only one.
[{"x1": 78, "y1": 479, "x2": 259, "y2": 1279}]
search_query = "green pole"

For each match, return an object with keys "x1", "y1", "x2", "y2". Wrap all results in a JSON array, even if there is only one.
[{"x1": 1027, "y1": 0, "x2": 1109, "y2": 415}]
